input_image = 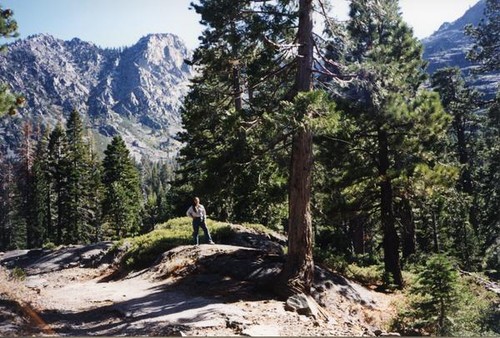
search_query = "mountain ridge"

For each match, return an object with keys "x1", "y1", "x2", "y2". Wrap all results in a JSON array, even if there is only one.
[
  {"x1": 0, "y1": 33, "x2": 194, "y2": 160},
  {"x1": 422, "y1": 0, "x2": 498, "y2": 97}
]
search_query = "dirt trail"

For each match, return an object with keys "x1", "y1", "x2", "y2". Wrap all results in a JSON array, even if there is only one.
[{"x1": 0, "y1": 241, "x2": 398, "y2": 336}]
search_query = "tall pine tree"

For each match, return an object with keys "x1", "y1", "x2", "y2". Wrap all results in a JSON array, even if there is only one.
[
  {"x1": 47, "y1": 122, "x2": 69, "y2": 245},
  {"x1": 320, "y1": 0, "x2": 450, "y2": 287},
  {"x1": 174, "y1": 0, "x2": 296, "y2": 225},
  {"x1": 102, "y1": 135, "x2": 142, "y2": 238}
]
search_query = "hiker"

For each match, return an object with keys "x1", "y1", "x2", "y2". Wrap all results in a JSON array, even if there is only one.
[{"x1": 186, "y1": 197, "x2": 215, "y2": 245}]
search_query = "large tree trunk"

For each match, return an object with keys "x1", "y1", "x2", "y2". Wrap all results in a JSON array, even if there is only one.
[
  {"x1": 350, "y1": 216, "x2": 366, "y2": 256},
  {"x1": 276, "y1": 0, "x2": 315, "y2": 297},
  {"x1": 232, "y1": 65, "x2": 243, "y2": 111},
  {"x1": 378, "y1": 128, "x2": 404, "y2": 288},
  {"x1": 398, "y1": 197, "x2": 416, "y2": 260}
]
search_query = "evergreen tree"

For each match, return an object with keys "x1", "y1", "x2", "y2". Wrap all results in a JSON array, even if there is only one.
[
  {"x1": 465, "y1": 0, "x2": 500, "y2": 275},
  {"x1": 410, "y1": 254, "x2": 460, "y2": 335},
  {"x1": 31, "y1": 128, "x2": 52, "y2": 247},
  {"x1": 47, "y1": 122, "x2": 70, "y2": 245},
  {"x1": 178, "y1": 0, "x2": 340, "y2": 295},
  {"x1": 102, "y1": 135, "x2": 142, "y2": 238},
  {"x1": 276, "y1": 0, "x2": 316, "y2": 296},
  {"x1": 141, "y1": 159, "x2": 175, "y2": 232},
  {"x1": 86, "y1": 140, "x2": 104, "y2": 242},
  {"x1": 65, "y1": 110, "x2": 96, "y2": 244},
  {"x1": 0, "y1": 153, "x2": 26, "y2": 249},
  {"x1": 431, "y1": 67, "x2": 482, "y2": 268},
  {"x1": 0, "y1": 4, "x2": 22, "y2": 117},
  {"x1": 465, "y1": 0, "x2": 500, "y2": 72},
  {"x1": 174, "y1": 0, "x2": 295, "y2": 225},
  {"x1": 479, "y1": 93, "x2": 500, "y2": 275},
  {"x1": 319, "y1": 0, "x2": 450, "y2": 287},
  {"x1": 17, "y1": 121, "x2": 38, "y2": 248}
]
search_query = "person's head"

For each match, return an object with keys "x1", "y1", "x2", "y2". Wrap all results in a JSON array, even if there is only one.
[{"x1": 193, "y1": 197, "x2": 200, "y2": 207}]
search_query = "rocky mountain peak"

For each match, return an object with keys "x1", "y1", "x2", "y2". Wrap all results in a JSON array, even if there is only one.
[
  {"x1": 422, "y1": 0, "x2": 497, "y2": 97},
  {"x1": 0, "y1": 33, "x2": 194, "y2": 160}
]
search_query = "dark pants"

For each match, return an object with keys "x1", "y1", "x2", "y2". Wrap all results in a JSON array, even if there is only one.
[{"x1": 192, "y1": 217, "x2": 212, "y2": 244}]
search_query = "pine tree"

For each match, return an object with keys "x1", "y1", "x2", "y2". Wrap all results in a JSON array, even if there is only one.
[
  {"x1": 410, "y1": 254, "x2": 460, "y2": 335},
  {"x1": 0, "y1": 4, "x2": 22, "y2": 117},
  {"x1": 319, "y1": 0, "x2": 450, "y2": 287},
  {"x1": 47, "y1": 122, "x2": 70, "y2": 245},
  {"x1": 102, "y1": 135, "x2": 142, "y2": 238},
  {"x1": 465, "y1": 0, "x2": 500, "y2": 73},
  {"x1": 86, "y1": 139, "x2": 103, "y2": 242},
  {"x1": 140, "y1": 159, "x2": 175, "y2": 232},
  {"x1": 478, "y1": 93, "x2": 500, "y2": 275},
  {"x1": 431, "y1": 67, "x2": 482, "y2": 268},
  {"x1": 465, "y1": 0, "x2": 500, "y2": 275},
  {"x1": 0, "y1": 153, "x2": 26, "y2": 249},
  {"x1": 174, "y1": 0, "x2": 295, "y2": 225},
  {"x1": 276, "y1": 0, "x2": 316, "y2": 296},
  {"x1": 17, "y1": 121, "x2": 38, "y2": 248},
  {"x1": 64, "y1": 110, "x2": 97, "y2": 244},
  {"x1": 31, "y1": 128, "x2": 52, "y2": 247}
]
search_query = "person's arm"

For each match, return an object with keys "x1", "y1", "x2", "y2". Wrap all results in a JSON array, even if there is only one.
[
  {"x1": 200, "y1": 205, "x2": 206, "y2": 218},
  {"x1": 186, "y1": 206, "x2": 193, "y2": 218}
]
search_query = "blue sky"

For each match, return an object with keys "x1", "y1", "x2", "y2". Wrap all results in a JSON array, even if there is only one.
[{"x1": 2, "y1": 0, "x2": 480, "y2": 50}]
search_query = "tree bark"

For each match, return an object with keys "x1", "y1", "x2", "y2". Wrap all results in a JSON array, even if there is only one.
[
  {"x1": 350, "y1": 216, "x2": 366, "y2": 256},
  {"x1": 233, "y1": 65, "x2": 243, "y2": 111},
  {"x1": 276, "y1": 0, "x2": 315, "y2": 298},
  {"x1": 431, "y1": 208, "x2": 440, "y2": 253},
  {"x1": 378, "y1": 128, "x2": 404, "y2": 288},
  {"x1": 398, "y1": 197, "x2": 416, "y2": 260}
]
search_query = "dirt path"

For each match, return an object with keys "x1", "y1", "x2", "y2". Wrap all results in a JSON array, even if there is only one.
[{"x1": 1, "y1": 243, "x2": 398, "y2": 336}]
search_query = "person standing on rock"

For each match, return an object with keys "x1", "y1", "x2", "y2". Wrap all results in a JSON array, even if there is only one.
[{"x1": 186, "y1": 197, "x2": 215, "y2": 245}]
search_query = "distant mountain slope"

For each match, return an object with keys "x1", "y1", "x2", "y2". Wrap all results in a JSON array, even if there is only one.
[
  {"x1": 422, "y1": 0, "x2": 498, "y2": 97},
  {"x1": 0, "y1": 33, "x2": 194, "y2": 160}
]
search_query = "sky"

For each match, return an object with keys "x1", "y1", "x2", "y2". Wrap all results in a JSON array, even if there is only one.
[{"x1": 2, "y1": 0, "x2": 481, "y2": 50}]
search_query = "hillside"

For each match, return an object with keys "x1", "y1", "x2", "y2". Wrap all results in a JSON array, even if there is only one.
[
  {"x1": 0, "y1": 225, "x2": 400, "y2": 337},
  {"x1": 422, "y1": 0, "x2": 498, "y2": 97},
  {"x1": 0, "y1": 33, "x2": 194, "y2": 160}
]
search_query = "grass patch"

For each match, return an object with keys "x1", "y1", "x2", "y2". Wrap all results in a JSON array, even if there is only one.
[
  {"x1": 345, "y1": 263, "x2": 384, "y2": 286},
  {"x1": 115, "y1": 217, "x2": 236, "y2": 271},
  {"x1": 241, "y1": 222, "x2": 275, "y2": 234}
]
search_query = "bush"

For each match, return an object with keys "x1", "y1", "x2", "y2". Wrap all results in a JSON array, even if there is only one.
[
  {"x1": 119, "y1": 229, "x2": 190, "y2": 270},
  {"x1": 390, "y1": 254, "x2": 499, "y2": 336},
  {"x1": 42, "y1": 242, "x2": 56, "y2": 250},
  {"x1": 453, "y1": 274, "x2": 500, "y2": 336},
  {"x1": 10, "y1": 267, "x2": 26, "y2": 281},
  {"x1": 391, "y1": 254, "x2": 459, "y2": 335},
  {"x1": 346, "y1": 263, "x2": 384, "y2": 286},
  {"x1": 314, "y1": 249, "x2": 349, "y2": 273}
]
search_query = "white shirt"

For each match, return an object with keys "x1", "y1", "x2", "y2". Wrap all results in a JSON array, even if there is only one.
[{"x1": 186, "y1": 204, "x2": 206, "y2": 218}]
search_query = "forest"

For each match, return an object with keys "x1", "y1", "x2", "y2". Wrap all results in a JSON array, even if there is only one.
[{"x1": 0, "y1": 0, "x2": 499, "y2": 335}]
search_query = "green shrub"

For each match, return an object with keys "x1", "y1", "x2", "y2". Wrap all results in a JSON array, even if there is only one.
[
  {"x1": 453, "y1": 274, "x2": 500, "y2": 336},
  {"x1": 314, "y1": 249, "x2": 349, "y2": 274},
  {"x1": 391, "y1": 254, "x2": 459, "y2": 335},
  {"x1": 390, "y1": 254, "x2": 499, "y2": 336},
  {"x1": 346, "y1": 263, "x2": 384, "y2": 286},
  {"x1": 42, "y1": 242, "x2": 56, "y2": 250},
  {"x1": 392, "y1": 276, "x2": 500, "y2": 336},
  {"x1": 10, "y1": 267, "x2": 26, "y2": 281}
]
